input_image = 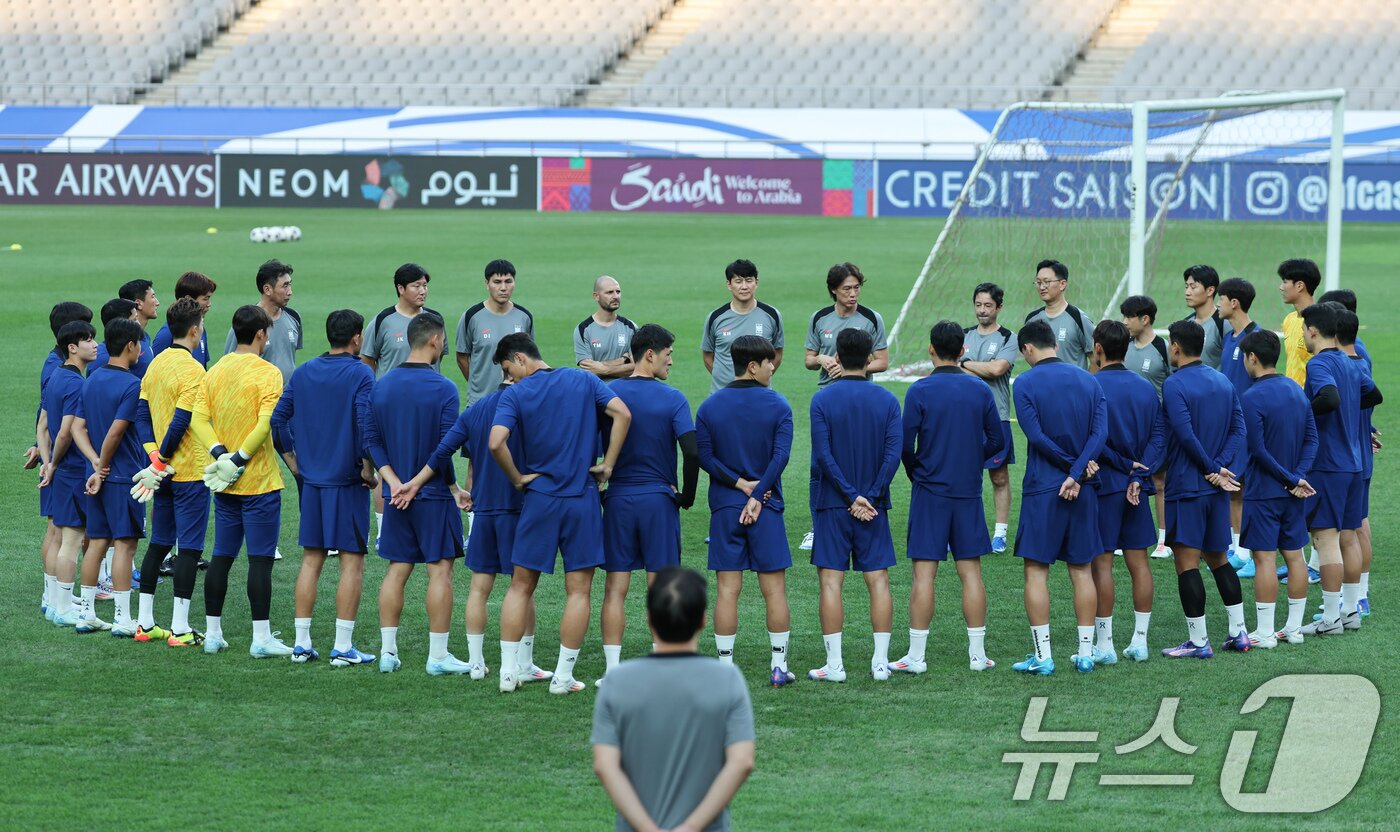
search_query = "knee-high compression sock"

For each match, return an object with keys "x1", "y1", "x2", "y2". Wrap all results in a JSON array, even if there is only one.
[
  {"x1": 139, "y1": 543, "x2": 173, "y2": 595},
  {"x1": 247, "y1": 557, "x2": 274, "y2": 622},
  {"x1": 1178, "y1": 569, "x2": 1207, "y2": 619},
  {"x1": 1210, "y1": 561, "x2": 1244, "y2": 607},
  {"x1": 205, "y1": 556, "x2": 234, "y2": 617}
]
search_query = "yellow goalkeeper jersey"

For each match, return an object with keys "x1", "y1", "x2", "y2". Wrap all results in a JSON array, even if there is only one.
[
  {"x1": 199, "y1": 352, "x2": 284, "y2": 495},
  {"x1": 140, "y1": 345, "x2": 210, "y2": 483},
  {"x1": 1281, "y1": 310, "x2": 1310, "y2": 388}
]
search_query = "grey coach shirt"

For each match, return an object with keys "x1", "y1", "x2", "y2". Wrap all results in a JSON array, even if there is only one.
[
  {"x1": 574, "y1": 315, "x2": 637, "y2": 367},
  {"x1": 805, "y1": 304, "x2": 887, "y2": 386},
  {"x1": 1181, "y1": 311, "x2": 1226, "y2": 370},
  {"x1": 592, "y1": 654, "x2": 755, "y2": 832},
  {"x1": 456, "y1": 302, "x2": 534, "y2": 405},
  {"x1": 962, "y1": 325, "x2": 1019, "y2": 420},
  {"x1": 225, "y1": 306, "x2": 302, "y2": 385},
  {"x1": 701, "y1": 301, "x2": 784, "y2": 393},
  {"x1": 1126, "y1": 336, "x2": 1171, "y2": 398},
  {"x1": 1025, "y1": 305, "x2": 1094, "y2": 370},
  {"x1": 363, "y1": 306, "x2": 447, "y2": 377}
]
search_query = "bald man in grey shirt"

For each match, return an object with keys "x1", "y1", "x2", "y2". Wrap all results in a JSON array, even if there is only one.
[{"x1": 575, "y1": 275, "x2": 637, "y2": 379}]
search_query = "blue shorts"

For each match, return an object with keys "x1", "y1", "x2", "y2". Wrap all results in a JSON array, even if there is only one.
[
  {"x1": 512, "y1": 489, "x2": 604, "y2": 574},
  {"x1": 907, "y1": 489, "x2": 989, "y2": 560},
  {"x1": 39, "y1": 481, "x2": 52, "y2": 518},
  {"x1": 1015, "y1": 490, "x2": 1101, "y2": 565},
  {"x1": 603, "y1": 491, "x2": 681, "y2": 573},
  {"x1": 812, "y1": 507, "x2": 895, "y2": 571},
  {"x1": 1361, "y1": 477, "x2": 1371, "y2": 520},
  {"x1": 1096, "y1": 490, "x2": 1157, "y2": 552},
  {"x1": 213, "y1": 491, "x2": 282, "y2": 558},
  {"x1": 984, "y1": 420, "x2": 1016, "y2": 469},
  {"x1": 87, "y1": 480, "x2": 146, "y2": 541},
  {"x1": 708, "y1": 505, "x2": 791, "y2": 572},
  {"x1": 150, "y1": 479, "x2": 211, "y2": 550},
  {"x1": 1166, "y1": 492, "x2": 1232, "y2": 553},
  {"x1": 1241, "y1": 496, "x2": 1309, "y2": 553},
  {"x1": 1306, "y1": 471, "x2": 1364, "y2": 531},
  {"x1": 380, "y1": 497, "x2": 463, "y2": 564},
  {"x1": 467, "y1": 512, "x2": 518, "y2": 575},
  {"x1": 300, "y1": 483, "x2": 370, "y2": 553},
  {"x1": 49, "y1": 469, "x2": 87, "y2": 529}
]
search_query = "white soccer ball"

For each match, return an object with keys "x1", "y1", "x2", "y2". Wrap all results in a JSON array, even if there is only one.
[
  {"x1": 250, "y1": 227, "x2": 268, "y2": 243},
  {"x1": 288, "y1": 226, "x2": 302, "y2": 241},
  {"x1": 271, "y1": 226, "x2": 287, "y2": 242}
]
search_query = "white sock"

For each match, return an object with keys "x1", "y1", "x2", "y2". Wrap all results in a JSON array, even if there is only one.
[
  {"x1": 380, "y1": 626, "x2": 398, "y2": 655},
  {"x1": 44, "y1": 574, "x2": 56, "y2": 609},
  {"x1": 206, "y1": 615, "x2": 223, "y2": 639},
  {"x1": 555, "y1": 645, "x2": 579, "y2": 680},
  {"x1": 716, "y1": 633, "x2": 736, "y2": 663},
  {"x1": 56, "y1": 581, "x2": 74, "y2": 614},
  {"x1": 1308, "y1": 546, "x2": 1319, "y2": 572},
  {"x1": 1158, "y1": 528, "x2": 1167, "y2": 546},
  {"x1": 1031, "y1": 624, "x2": 1051, "y2": 661},
  {"x1": 1287, "y1": 597, "x2": 1306, "y2": 631},
  {"x1": 520, "y1": 634, "x2": 536, "y2": 670},
  {"x1": 80, "y1": 584, "x2": 97, "y2": 616},
  {"x1": 467, "y1": 632, "x2": 485, "y2": 666},
  {"x1": 252, "y1": 620, "x2": 272, "y2": 642},
  {"x1": 1256, "y1": 601, "x2": 1276, "y2": 635},
  {"x1": 872, "y1": 631, "x2": 890, "y2": 667},
  {"x1": 822, "y1": 632, "x2": 843, "y2": 670},
  {"x1": 1342, "y1": 583, "x2": 1360, "y2": 615},
  {"x1": 1076, "y1": 625, "x2": 1093, "y2": 658},
  {"x1": 1236, "y1": 546, "x2": 1252, "y2": 560},
  {"x1": 1131, "y1": 610, "x2": 1151, "y2": 648},
  {"x1": 994, "y1": 522, "x2": 1008, "y2": 538},
  {"x1": 603, "y1": 643, "x2": 622, "y2": 671},
  {"x1": 1225, "y1": 603, "x2": 1246, "y2": 637},
  {"x1": 966, "y1": 626, "x2": 986, "y2": 662},
  {"x1": 138, "y1": 592, "x2": 155, "y2": 629},
  {"x1": 1186, "y1": 615, "x2": 1208, "y2": 646},
  {"x1": 428, "y1": 631, "x2": 449, "y2": 661},
  {"x1": 768, "y1": 630, "x2": 789, "y2": 671},
  {"x1": 334, "y1": 618, "x2": 355, "y2": 653},
  {"x1": 1094, "y1": 616, "x2": 1114, "y2": 653},
  {"x1": 171, "y1": 597, "x2": 191, "y2": 633},
  {"x1": 294, "y1": 617, "x2": 312, "y2": 649},
  {"x1": 100, "y1": 550, "x2": 112, "y2": 582},
  {"x1": 500, "y1": 640, "x2": 520, "y2": 677},
  {"x1": 1231, "y1": 531, "x2": 1241, "y2": 551},
  {"x1": 1322, "y1": 590, "x2": 1342, "y2": 624},
  {"x1": 908, "y1": 628, "x2": 929, "y2": 663},
  {"x1": 1360, "y1": 571, "x2": 1370, "y2": 599},
  {"x1": 375, "y1": 512, "x2": 384, "y2": 544},
  {"x1": 114, "y1": 590, "x2": 131, "y2": 627}
]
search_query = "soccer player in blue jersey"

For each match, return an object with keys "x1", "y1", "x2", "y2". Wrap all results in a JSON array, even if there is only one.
[
  {"x1": 1160, "y1": 319, "x2": 1250, "y2": 658},
  {"x1": 892, "y1": 323, "x2": 1001, "y2": 676},
  {"x1": 1120, "y1": 294, "x2": 1172, "y2": 558},
  {"x1": 152, "y1": 271, "x2": 217, "y2": 367},
  {"x1": 39, "y1": 321, "x2": 101, "y2": 627},
  {"x1": 1089, "y1": 321, "x2": 1165, "y2": 663},
  {"x1": 696, "y1": 335, "x2": 796, "y2": 686},
  {"x1": 1216, "y1": 277, "x2": 1261, "y2": 576},
  {"x1": 489, "y1": 332, "x2": 632, "y2": 694},
  {"x1": 366, "y1": 313, "x2": 471, "y2": 675},
  {"x1": 1236, "y1": 329, "x2": 1317, "y2": 647},
  {"x1": 74, "y1": 318, "x2": 148, "y2": 636},
  {"x1": 271, "y1": 309, "x2": 378, "y2": 667},
  {"x1": 598, "y1": 324, "x2": 699, "y2": 683},
  {"x1": 87, "y1": 298, "x2": 137, "y2": 377},
  {"x1": 1009, "y1": 320, "x2": 1106, "y2": 675}
]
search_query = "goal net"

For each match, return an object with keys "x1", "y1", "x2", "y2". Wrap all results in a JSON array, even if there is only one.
[{"x1": 884, "y1": 90, "x2": 1345, "y2": 377}]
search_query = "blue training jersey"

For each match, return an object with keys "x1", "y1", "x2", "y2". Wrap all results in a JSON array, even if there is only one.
[
  {"x1": 90, "y1": 333, "x2": 154, "y2": 379},
  {"x1": 1094, "y1": 364, "x2": 1166, "y2": 495},
  {"x1": 810, "y1": 377, "x2": 901, "y2": 510},
  {"x1": 1352, "y1": 353, "x2": 1376, "y2": 480},
  {"x1": 82, "y1": 364, "x2": 144, "y2": 482},
  {"x1": 153, "y1": 323, "x2": 210, "y2": 368},
  {"x1": 901, "y1": 368, "x2": 1001, "y2": 499},
  {"x1": 1220, "y1": 321, "x2": 1261, "y2": 397},
  {"x1": 696, "y1": 381, "x2": 793, "y2": 512},
  {"x1": 492, "y1": 366, "x2": 618, "y2": 498},
  {"x1": 271, "y1": 352, "x2": 374, "y2": 487},
  {"x1": 37, "y1": 348, "x2": 62, "y2": 426},
  {"x1": 606, "y1": 377, "x2": 695, "y2": 497},
  {"x1": 44, "y1": 364, "x2": 87, "y2": 477},
  {"x1": 364, "y1": 363, "x2": 458, "y2": 500},
  {"x1": 1241, "y1": 374, "x2": 1318, "y2": 500},
  {"x1": 1162, "y1": 361, "x2": 1246, "y2": 499},
  {"x1": 433, "y1": 385, "x2": 523, "y2": 515},
  {"x1": 1013, "y1": 357, "x2": 1107, "y2": 497},
  {"x1": 1306, "y1": 348, "x2": 1372, "y2": 474}
]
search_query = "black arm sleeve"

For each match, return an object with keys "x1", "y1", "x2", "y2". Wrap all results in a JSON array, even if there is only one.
[
  {"x1": 1361, "y1": 385, "x2": 1384, "y2": 410},
  {"x1": 677, "y1": 432, "x2": 700, "y2": 509},
  {"x1": 1311, "y1": 384, "x2": 1341, "y2": 415}
]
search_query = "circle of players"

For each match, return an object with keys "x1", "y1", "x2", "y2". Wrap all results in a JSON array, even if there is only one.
[{"x1": 32, "y1": 254, "x2": 1381, "y2": 689}]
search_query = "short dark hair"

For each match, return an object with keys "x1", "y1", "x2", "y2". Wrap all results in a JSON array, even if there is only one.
[
  {"x1": 1317, "y1": 288, "x2": 1357, "y2": 313},
  {"x1": 1168, "y1": 319, "x2": 1205, "y2": 358},
  {"x1": 49, "y1": 301, "x2": 92, "y2": 338},
  {"x1": 119, "y1": 279, "x2": 154, "y2": 303},
  {"x1": 103, "y1": 317, "x2": 143, "y2": 357},
  {"x1": 1017, "y1": 319, "x2": 1056, "y2": 351},
  {"x1": 1036, "y1": 259, "x2": 1069, "y2": 282},
  {"x1": 1120, "y1": 294, "x2": 1157, "y2": 323},
  {"x1": 165, "y1": 297, "x2": 204, "y2": 341},
  {"x1": 1093, "y1": 320, "x2": 1130, "y2": 362},
  {"x1": 836, "y1": 328, "x2": 874, "y2": 370},
  {"x1": 394, "y1": 262, "x2": 430, "y2": 290},
  {"x1": 826, "y1": 262, "x2": 864, "y2": 300},
  {"x1": 630, "y1": 323, "x2": 674, "y2": 361},
  {"x1": 326, "y1": 309, "x2": 364, "y2": 349},
  {"x1": 725, "y1": 259, "x2": 758, "y2": 282},
  {"x1": 647, "y1": 566, "x2": 707, "y2": 643},
  {"x1": 1239, "y1": 328, "x2": 1280, "y2": 369},
  {"x1": 973, "y1": 282, "x2": 1004, "y2": 307},
  {"x1": 1217, "y1": 277, "x2": 1255, "y2": 312},
  {"x1": 255, "y1": 259, "x2": 293, "y2": 294},
  {"x1": 484, "y1": 259, "x2": 516, "y2": 280},
  {"x1": 1183, "y1": 264, "x2": 1219, "y2": 293},
  {"x1": 928, "y1": 320, "x2": 964, "y2": 361},
  {"x1": 1335, "y1": 308, "x2": 1359, "y2": 346},
  {"x1": 100, "y1": 298, "x2": 138, "y2": 326},
  {"x1": 406, "y1": 311, "x2": 444, "y2": 349},
  {"x1": 730, "y1": 334, "x2": 775, "y2": 376},
  {"x1": 1278, "y1": 258, "x2": 1321, "y2": 295},
  {"x1": 232, "y1": 304, "x2": 272, "y2": 345},
  {"x1": 57, "y1": 320, "x2": 96, "y2": 358},
  {"x1": 1300, "y1": 301, "x2": 1342, "y2": 338},
  {"x1": 175, "y1": 271, "x2": 217, "y2": 299},
  {"x1": 492, "y1": 331, "x2": 540, "y2": 365}
]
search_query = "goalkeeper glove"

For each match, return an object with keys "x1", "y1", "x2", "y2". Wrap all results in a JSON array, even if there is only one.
[
  {"x1": 202, "y1": 452, "x2": 245, "y2": 493},
  {"x1": 129, "y1": 451, "x2": 175, "y2": 503}
]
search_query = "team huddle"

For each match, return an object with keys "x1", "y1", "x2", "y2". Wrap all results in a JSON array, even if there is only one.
[{"x1": 30, "y1": 253, "x2": 1382, "y2": 689}]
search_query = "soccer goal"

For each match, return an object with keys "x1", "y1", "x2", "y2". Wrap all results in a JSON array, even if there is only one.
[{"x1": 883, "y1": 89, "x2": 1346, "y2": 377}]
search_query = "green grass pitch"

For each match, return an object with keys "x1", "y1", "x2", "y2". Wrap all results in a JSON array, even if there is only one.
[{"x1": 1, "y1": 206, "x2": 1395, "y2": 830}]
